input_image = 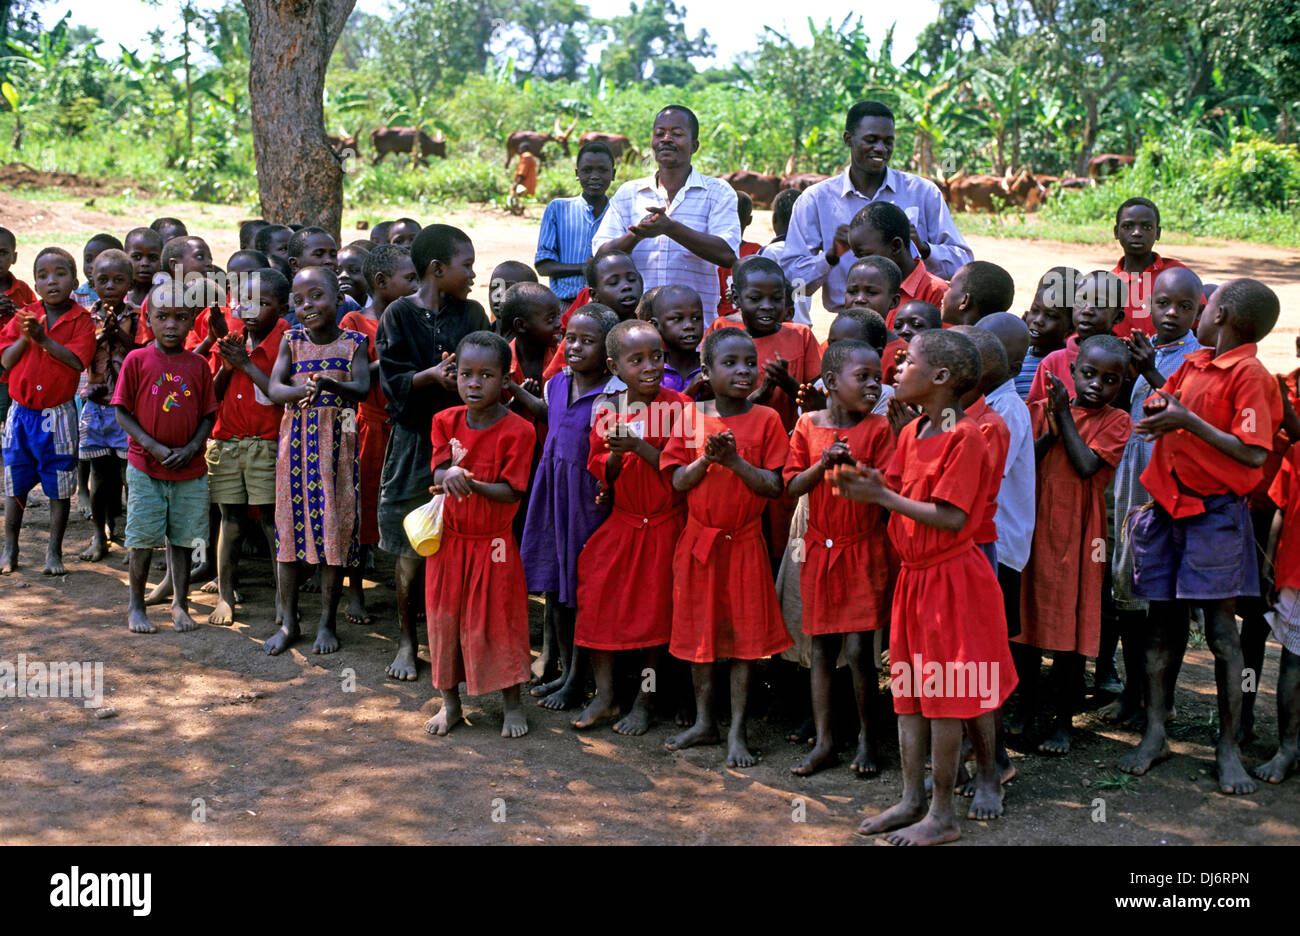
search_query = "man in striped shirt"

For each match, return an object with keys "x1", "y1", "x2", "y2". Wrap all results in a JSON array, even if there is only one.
[
  {"x1": 534, "y1": 140, "x2": 616, "y2": 302},
  {"x1": 781, "y1": 100, "x2": 972, "y2": 316},
  {"x1": 592, "y1": 105, "x2": 739, "y2": 326}
]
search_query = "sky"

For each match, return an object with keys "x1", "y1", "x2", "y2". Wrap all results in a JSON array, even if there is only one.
[{"x1": 46, "y1": 0, "x2": 936, "y2": 67}]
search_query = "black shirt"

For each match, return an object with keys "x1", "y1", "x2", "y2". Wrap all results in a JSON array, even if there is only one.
[{"x1": 376, "y1": 295, "x2": 491, "y2": 432}]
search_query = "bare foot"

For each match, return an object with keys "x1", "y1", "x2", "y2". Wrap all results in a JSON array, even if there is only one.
[
  {"x1": 1117, "y1": 730, "x2": 1171, "y2": 776},
  {"x1": 791, "y1": 741, "x2": 838, "y2": 776},
  {"x1": 1004, "y1": 710, "x2": 1025, "y2": 736},
  {"x1": 529, "y1": 674, "x2": 566, "y2": 698},
  {"x1": 884, "y1": 813, "x2": 962, "y2": 846},
  {"x1": 1217, "y1": 743, "x2": 1257, "y2": 795},
  {"x1": 312, "y1": 622, "x2": 340, "y2": 655},
  {"x1": 344, "y1": 592, "x2": 371, "y2": 626},
  {"x1": 0, "y1": 545, "x2": 16, "y2": 573},
  {"x1": 571, "y1": 694, "x2": 619, "y2": 730},
  {"x1": 79, "y1": 537, "x2": 109, "y2": 562},
  {"x1": 144, "y1": 579, "x2": 172, "y2": 606},
  {"x1": 127, "y1": 607, "x2": 156, "y2": 634},
  {"x1": 386, "y1": 645, "x2": 419, "y2": 681},
  {"x1": 675, "y1": 704, "x2": 694, "y2": 727},
  {"x1": 1037, "y1": 726, "x2": 1071, "y2": 755},
  {"x1": 424, "y1": 700, "x2": 463, "y2": 736},
  {"x1": 537, "y1": 683, "x2": 585, "y2": 711},
  {"x1": 299, "y1": 573, "x2": 320, "y2": 594},
  {"x1": 502, "y1": 709, "x2": 529, "y2": 738},
  {"x1": 209, "y1": 599, "x2": 235, "y2": 626},
  {"x1": 200, "y1": 579, "x2": 220, "y2": 594},
  {"x1": 960, "y1": 763, "x2": 1016, "y2": 797},
  {"x1": 1255, "y1": 747, "x2": 1298, "y2": 784},
  {"x1": 967, "y1": 776, "x2": 1004, "y2": 819},
  {"x1": 726, "y1": 736, "x2": 759, "y2": 768},
  {"x1": 172, "y1": 606, "x2": 199, "y2": 632},
  {"x1": 43, "y1": 552, "x2": 67, "y2": 575},
  {"x1": 1099, "y1": 697, "x2": 1137, "y2": 724},
  {"x1": 786, "y1": 715, "x2": 816, "y2": 743},
  {"x1": 264, "y1": 621, "x2": 300, "y2": 655},
  {"x1": 850, "y1": 737, "x2": 880, "y2": 777},
  {"x1": 665, "y1": 721, "x2": 720, "y2": 751},
  {"x1": 613, "y1": 705, "x2": 652, "y2": 736},
  {"x1": 857, "y1": 800, "x2": 927, "y2": 836}
]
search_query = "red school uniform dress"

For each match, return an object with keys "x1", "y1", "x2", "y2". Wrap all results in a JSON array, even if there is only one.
[
  {"x1": 965, "y1": 395, "x2": 1011, "y2": 550},
  {"x1": 1026, "y1": 335, "x2": 1081, "y2": 405},
  {"x1": 1269, "y1": 444, "x2": 1300, "y2": 592},
  {"x1": 425, "y1": 406, "x2": 536, "y2": 697},
  {"x1": 660, "y1": 402, "x2": 793, "y2": 662},
  {"x1": 1110, "y1": 253, "x2": 1188, "y2": 340},
  {"x1": 886, "y1": 263, "x2": 949, "y2": 329},
  {"x1": 884, "y1": 416, "x2": 1017, "y2": 719},
  {"x1": 784, "y1": 412, "x2": 896, "y2": 634},
  {"x1": 715, "y1": 240, "x2": 762, "y2": 319},
  {"x1": 1017, "y1": 401, "x2": 1131, "y2": 657},
  {"x1": 1139, "y1": 344, "x2": 1281, "y2": 519},
  {"x1": 704, "y1": 321, "x2": 821, "y2": 433},
  {"x1": 575, "y1": 386, "x2": 689, "y2": 650},
  {"x1": 340, "y1": 310, "x2": 389, "y2": 545},
  {"x1": 1250, "y1": 367, "x2": 1300, "y2": 515}
]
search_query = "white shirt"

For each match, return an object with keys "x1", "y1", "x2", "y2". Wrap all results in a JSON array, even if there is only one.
[
  {"x1": 758, "y1": 238, "x2": 813, "y2": 326},
  {"x1": 780, "y1": 167, "x2": 973, "y2": 314},
  {"x1": 592, "y1": 167, "x2": 740, "y2": 324},
  {"x1": 985, "y1": 378, "x2": 1035, "y2": 571}
]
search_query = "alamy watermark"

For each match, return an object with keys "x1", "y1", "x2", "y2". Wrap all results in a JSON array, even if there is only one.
[{"x1": 0, "y1": 655, "x2": 104, "y2": 709}]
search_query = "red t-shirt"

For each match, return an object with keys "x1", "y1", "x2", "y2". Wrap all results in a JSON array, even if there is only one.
[
  {"x1": 112, "y1": 343, "x2": 218, "y2": 480},
  {"x1": 1, "y1": 276, "x2": 37, "y2": 319},
  {"x1": 715, "y1": 241, "x2": 762, "y2": 318},
  {"x1": 209, "y1": 318, "x2": 289, "y2": 441},
  {"x1": 1139, "y1": 344, "x2": 1281, "y2": 518},
  {"x1": 1110, "y1": 253, "x2": 1190, "y2": 340},
  {"x1": 0, "y1": 301, "x2": 96, "y2": 410},
  {"x1": 1026, "y1": 335, "x2": 1081, "y2": 405},
  {"x1": 1269, "y1": 443, "x2": 1300, "y2": 590},
  {"x1": 886, "y1": 263, "x2": 949, "y2": 328}
]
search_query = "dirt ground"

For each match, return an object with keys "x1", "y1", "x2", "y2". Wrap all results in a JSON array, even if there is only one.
[{"x1": 1, "y1": 188, "x2": 1299, "y2": 845}]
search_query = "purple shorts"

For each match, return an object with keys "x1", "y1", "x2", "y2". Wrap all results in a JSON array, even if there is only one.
[{"x1": 1128, "y1": 493, "x2": 1260, "y2": 602}]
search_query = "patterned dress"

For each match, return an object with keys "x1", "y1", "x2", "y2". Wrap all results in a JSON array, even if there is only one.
[{"x1": 275, "y1": 327, "x2": 365, "y2": 567}]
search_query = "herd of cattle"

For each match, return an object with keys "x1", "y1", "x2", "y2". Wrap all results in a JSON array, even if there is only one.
[{"x1": 323, "y1": 122, "x2": 1137, "y2": 213}]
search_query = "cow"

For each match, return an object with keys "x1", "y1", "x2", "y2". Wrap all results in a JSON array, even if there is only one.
[
  {"x1": 505, "y1": 116, "x2": 578, "y2": 168},
  {"x1": 577, "y1": 131, "x2": 639, "y2": 164},
  {"x1": 1087, "y1": 153, "x2": 1136, "y2": 183},
  {"x1": 369, "y1": 126, "x2": 446, "y2": 166},
  {"x1": 942, "y1": 173, "x2": 1010, "y2": 213},
  {"x1": 325, "y1": 133, "x2": 359, "y2": 160},
  {"x1": 780, "y1": 172, "x2": 830, "y2": 192},
  {"x1": 721, "y1": 170, "x2": 782, "y2": 209},
  {"x1": 1000, "y1": 168, "x2": 1050, "y2": 212}
]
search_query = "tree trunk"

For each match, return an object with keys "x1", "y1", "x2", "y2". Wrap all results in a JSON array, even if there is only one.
[
  {"x1": 242, "y1": 0, "x2": 356, "y2": 242},
  {"x1": 1076, "y1": 93, "x2": 1098, "y2": 177}
]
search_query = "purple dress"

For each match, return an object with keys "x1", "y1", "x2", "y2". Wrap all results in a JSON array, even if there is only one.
[{"x1": 521, "y1": 370, "x2": 619, "y2": 607}]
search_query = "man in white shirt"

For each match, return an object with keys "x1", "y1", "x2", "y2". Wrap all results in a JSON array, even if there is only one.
[
  {"x1": 592, "y1": 105, "x2": 739, "y2": 326},
  {"x1": 780, "y1": 100, "x2": 972, "y2": 315}
]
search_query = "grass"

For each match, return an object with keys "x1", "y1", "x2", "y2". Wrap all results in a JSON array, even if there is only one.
[
  {"x1": 956, "y1": 211, "x2": 1300, "y2": 249},
  {"x1": 1091, "y1": 770, "x2": 1141, "y2": 794}
]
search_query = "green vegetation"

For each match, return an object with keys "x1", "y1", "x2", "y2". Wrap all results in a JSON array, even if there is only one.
[{"x1": 0, "y1": 0, "x2": 1298, "y2": 244}]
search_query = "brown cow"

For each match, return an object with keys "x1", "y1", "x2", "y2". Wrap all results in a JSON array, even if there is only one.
[
  {"x1": 943, "y1": 173, "x2": 1009, "y2": 213},
  {"x1": 780, "y1": 172, "x2": 830, "y2": 192},
  {"x1": 577, "y1": 131, "x2": 638, "y2": 164},
  {"x1": 1000, "y1": 168, "x2": 1050, "y2": 212},
  {"x1": 369, "y1": 127, "x2": 446, "y2": 166},
  {"x1": 1087, "y1": 153, "x2": 1136, "y2": 183},
  {"x1": 721, "y1": 170, "x2": 782, "y2": 209},
  {"x1": 325, "y1": 133, "x2": 359, "y2": 159},
  {"x1": 505, "y1": 116, "x2": 578, "y2": 168}
]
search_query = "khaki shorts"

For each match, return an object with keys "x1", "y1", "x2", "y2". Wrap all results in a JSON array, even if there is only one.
[{"x1": 205, "y1": 437, "x2": 276, "y2": 505}]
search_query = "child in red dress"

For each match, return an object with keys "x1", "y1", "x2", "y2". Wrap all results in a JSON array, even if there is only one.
[
  {"x1": 1260, "y1": 442, "x2": 1300, "y2": 783},
  {"x1": 423, "y1": 330, "x2": 536, "y2": 739},
  {"x1": 785, "y1": 339, "x2": 894, "y2": 777},
  {"x1": 1016, "y1": 336, "x2": 1132, "y2": 756},
  {"x1": 660, "y1": 327, "x2": 792, "y2": 768},
  {"x1": 1027, "y1": 270, "x2": 1126, "y2": 404},
  {"x1": 833, "y1": 329, "x2": 1017, "y2": 845},
  {"x1": 572, "y1": 320, "x2": 688, "y2": 735}
]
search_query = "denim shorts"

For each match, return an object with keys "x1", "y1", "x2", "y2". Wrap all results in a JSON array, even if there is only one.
[{"x1": 1128, "y1": 493, "x2": 1259, "y2": 602}]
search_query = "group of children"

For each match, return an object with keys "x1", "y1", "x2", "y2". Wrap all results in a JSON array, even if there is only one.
[{"x1": 1, "y1": 189, "x2": 1296, "y2": 846}]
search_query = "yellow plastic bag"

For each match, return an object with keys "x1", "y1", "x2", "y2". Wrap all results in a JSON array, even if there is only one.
[{"x1": 404, "y1": 493, "x2": 445, "y2": 557}]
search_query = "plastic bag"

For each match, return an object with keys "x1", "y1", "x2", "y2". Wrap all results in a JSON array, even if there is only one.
[{"x1": 404, "y1": 493, "x2": 445, "y2": 557}]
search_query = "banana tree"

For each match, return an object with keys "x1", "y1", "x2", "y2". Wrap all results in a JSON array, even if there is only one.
[
  {"x1": 971, "y1": 57, "x2": 1028, "y2": 174},
  {"x1": 870, "y1": 50, "x2": 972, "y2": 177}
]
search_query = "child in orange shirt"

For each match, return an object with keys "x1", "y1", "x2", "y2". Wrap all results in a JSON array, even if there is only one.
[
  {"x1": 1121, "y1": 278, "x2": 1282, "y2": 795},
  {"x1": 785, "y1": 339, "x2": 894, "y2": 776},
  {"x1": 833, "y1": 329, "x2": 1016, "y2": 845},
  {"x1": 1017, "y1": 336, "x2": 1132, "y2": 755},
  {"x1": 660, "y1": 327, "x2": 791, "y2": 768}
]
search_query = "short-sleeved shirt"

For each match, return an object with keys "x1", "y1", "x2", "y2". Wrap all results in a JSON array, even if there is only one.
[
  {"x1": 535, "y1": 195, "x2": 610, "y2": 300},
  {"x1": 209, "y1": 317, "x2": 289, "y2": 441},
  {"x1": 705, "y1": 320, "x2": 821, "y2": 432},
  {"x1": 376, "y1": 296, "x2": 491, "y2": 433},
  {"x1": 0, "y1": 301, "x2": 96, "y2": 410},
  {"x1": 715, "y1": 241, "x2": 761, "y2": 317},
  {"x1": 112, "y1": 343, "x2": 218, "y2": 481},
  {"x1": 430, "y1": 406, "x2": 536, "y2": 537},
  {"x1": 780, "y1": 168, "x2": 973, "y2": 314},
  {"x1": 1268, "y1": 444, "x2": 1300, "y2": 590},
  {"x1": 1026, "y1": 335, "x2": 1082, "y2": 405},
  {"x1": 1110, "y1": 253, "x2": 1189, "y2": 340},
  {"x1": 592, "y1": 167, "x2": 741, "y2": 322},
  {"x1": 1139, "y1": 343, "x2": 1282, "y2": 518},
  {"x1": 886, "y1": 262, "x2": 949, "y2": 327},
  {"x1": 2, "y1": 277, "x2": 38, "y2": 315}
]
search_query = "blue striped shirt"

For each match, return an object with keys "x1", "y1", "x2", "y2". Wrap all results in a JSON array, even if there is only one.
[{"x1": 535, "y1": 195, "x2": 608, "y2": 300}]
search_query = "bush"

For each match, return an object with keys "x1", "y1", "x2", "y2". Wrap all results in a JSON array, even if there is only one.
[
  {"x1": 345, "y1": 156, "x2": 506, "y2": 207},
  {"x1": 1203, "y1": 132, "x2": 1300, "y2": 210}
]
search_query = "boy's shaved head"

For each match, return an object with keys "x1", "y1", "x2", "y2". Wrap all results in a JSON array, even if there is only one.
[
  {"x1": 125, "y1": 226, "x2": 164, "y2": 249},
  {"x1": 501, "y1": 282, "x2": 557, "y2": 325},
  {"x1": 850, "y1": 201, "x2": 910, "y2": 246},
  {"x1": 848, "y1": 255, "x2": 902, "y2": 295},
  {"x1": 92, "y1": 248, "x2": 132, "y2": 275},
  {"x1": 832, "y1": 308, "x2": 888, "y2": 352},
  {"x1": 951, "y1": 324, "x2": 1010, "y2": 393},
  {"x1": 0, "y1": 226, "x2": 15, "y2": 249},
  {"x1": 730, "y1": 254, "x2": 783, "y2": 293},
  {"x1": 962, "y1": 260, "x2": 1016, "y2": 316},
  {"x1": 1078, "y1": 333, "x2": 1131, "y2": 368},
  {"x1": 915, "y1": 328, "x2": 982, "y2": 397},
  {"x1": 1153, "y1": 265, "x2": 1203, "y2": 299},
  {"x1": 606, "y1": 318, "x2": 661, "y2": 359},
  {"x1": 362, "y1": 243, "x2": 411, "y2": 291},
  {"x1": 821, "y1": 338, "x2": 879, "y2": 380},
  {"x1": 976, "y1": 311, "x2": 1031, "y2": 376},
  {"x1": 35, "y1": 246, "x2": 76, "y2": 279},
  {"x1": 1078, "y1": 270, "x2": 1128, "y2": 312},
  {"x1": 896, "y1": 300, "x2": 941, "y2": 329},
  {"x1": 1217, "y1": 278, "x2": 1281, "y2": 341},
  {"x1": 492, "y1": 260, "x2": 537, "y2": 283},
  {"x1": 650, "y1": 283, "x2": 701, "y2": 315},
  {"x1": 411, "y1": 224, "x2": 472, "y2": 277}
]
